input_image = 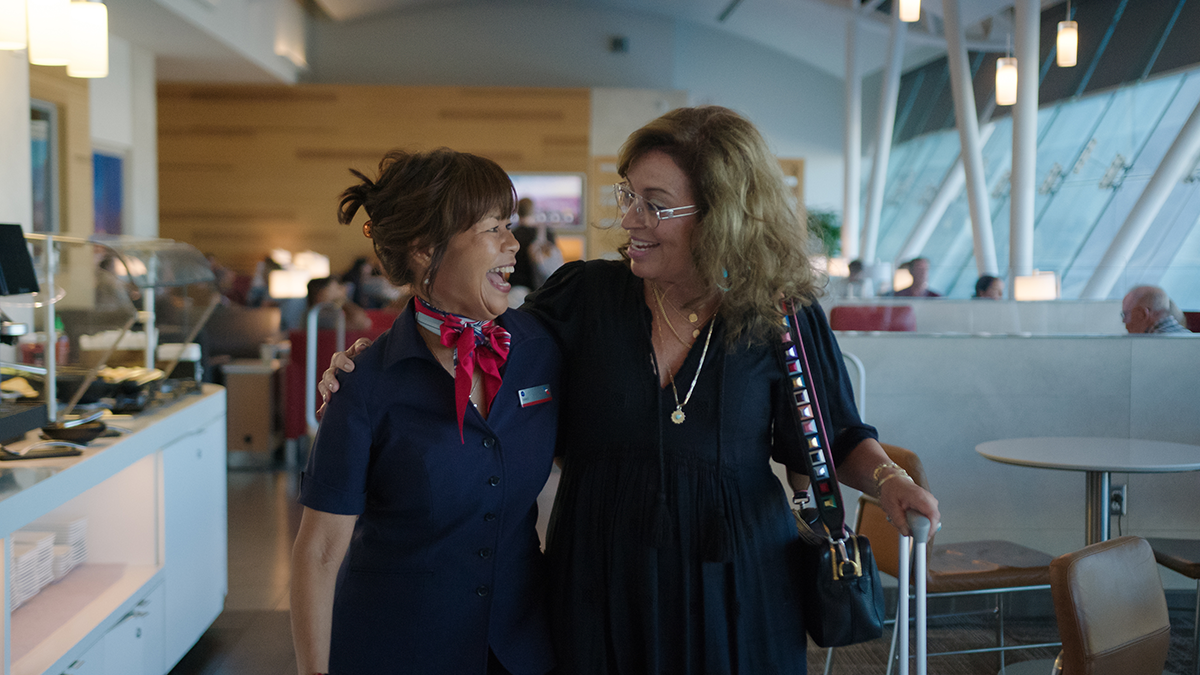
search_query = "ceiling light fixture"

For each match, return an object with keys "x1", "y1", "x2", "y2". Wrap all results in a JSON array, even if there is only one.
[
  {"x1": 66, "y1": 1, "x2": 108, "y2": 78},
  {"x1": 1057, "y1": 0, "x2": 1078, "y2": 68},
  {"x1": 0, "y1": 0, "x2": 27, "y2": 50},
  {"x1": 996, "y1": 37, "x2": 1017, "y2": 106},
  {"x1": 27, "y1": 0, "x2": 71, "y2": 66},
  {"x1": 899, "y1": 0, "x2": 920, "y2": 23}
]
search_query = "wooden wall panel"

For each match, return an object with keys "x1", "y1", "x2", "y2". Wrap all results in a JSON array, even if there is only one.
[{"x1": 157, "y1": 84, "x2": 591, "y2": 276}]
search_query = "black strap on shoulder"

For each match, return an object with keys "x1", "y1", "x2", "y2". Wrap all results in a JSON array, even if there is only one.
[{"x1": 780, "y1": 299, "x2": 846, "y2": 541}]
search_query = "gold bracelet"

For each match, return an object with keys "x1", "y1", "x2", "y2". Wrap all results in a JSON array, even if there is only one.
[
  {"x1": 876, "y1": 471, "x2": 911, "y2": 492},
  {"x1": 872, "y1": 461, "x2": 902, "y2": 484}
]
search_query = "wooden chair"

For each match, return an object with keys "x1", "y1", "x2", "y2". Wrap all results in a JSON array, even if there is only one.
[
  {"x1": 1144, "y1": 537, "x2": 1200, "y2": 675},
  {"x1": 824, "y1": 443, "x2": 1057, "y2": 675},
  {"x1": 1050, "y1": 536, "x2": 1171, "y2": 675}
]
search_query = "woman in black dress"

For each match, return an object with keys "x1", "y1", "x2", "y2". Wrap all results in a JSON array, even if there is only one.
[{"x1": 320, "y1": 107, "x2": 940, "y2": 674}]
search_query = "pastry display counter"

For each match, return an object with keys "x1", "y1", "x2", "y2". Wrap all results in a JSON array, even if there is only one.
[{"x1": 0, "y1": 385, "x2": 226, "y2": 675}]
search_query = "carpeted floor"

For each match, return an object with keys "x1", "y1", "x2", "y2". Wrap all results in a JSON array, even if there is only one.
[
  {"x1": 809, "y1": 610, "x2": 1196, "y2": 674},
  {"x1": 171, "y1": 468, "x2": 1197, "y2": 675}
]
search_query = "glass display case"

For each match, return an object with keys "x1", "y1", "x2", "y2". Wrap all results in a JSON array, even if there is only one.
[{"x1": 0, "y1": 234, "x2": 218, "y2": 438}]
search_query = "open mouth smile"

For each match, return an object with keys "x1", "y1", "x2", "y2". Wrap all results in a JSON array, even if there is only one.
[{"x1": 487, "y1": 265, "x2": 514, "y2": 291}]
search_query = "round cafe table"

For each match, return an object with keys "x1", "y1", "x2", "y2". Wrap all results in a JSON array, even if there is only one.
[{"x1": 976, "y1": 437, "x2": 1200, "y2": 545}]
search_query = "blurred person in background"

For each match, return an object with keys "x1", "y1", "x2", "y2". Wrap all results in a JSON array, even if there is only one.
[
  {"x1": 973, "y1": 275, "x2": 1004, "y2": 300},
  {"x1": 305, "y1": 276, "x2": 372, "y2": 331},
  {"x1": 893, "y1": 257, "x2": 941, "y2": 297},
  {"x1": 1122, "y1": 285, "x2": 1191, "y2": 334},
  {"x1": 508, "y1": 197, "x2": 563, "y2": 307}
]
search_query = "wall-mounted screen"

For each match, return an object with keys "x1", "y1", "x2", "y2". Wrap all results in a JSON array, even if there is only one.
[{"x1": 509, "y1": 173, "x2": 585, "y2": 230}]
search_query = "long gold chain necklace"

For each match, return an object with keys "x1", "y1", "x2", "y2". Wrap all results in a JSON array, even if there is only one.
[
  {"x1": 652, "y1": 284, "x2": 694, "y2": 348},
  {"x1": 653, "y1": 311, "x2": 716, "y2": 425},
  {"x1": 652, "y1": 282, "x2": 711, "y2": 339}
]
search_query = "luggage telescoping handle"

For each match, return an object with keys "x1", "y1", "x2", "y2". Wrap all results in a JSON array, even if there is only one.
[{"x1": 899, "y1": 512, "x2": 931, "y2": 675}]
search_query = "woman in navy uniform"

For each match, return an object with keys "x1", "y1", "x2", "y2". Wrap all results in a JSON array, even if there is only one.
[{"x1": 290, "y1": 148, "x2": 560, "y2": 675}]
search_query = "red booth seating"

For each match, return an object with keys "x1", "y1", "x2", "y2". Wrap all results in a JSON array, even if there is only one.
[
  {"x1": 284, "y1": 308, "x2": 398, "y2": 441},
  {"x1": 828, "y1": 305, "x2": 917, "y2": 332},
  {"x1": 1185, "y1": 311, "x2": 1200, "y2": 333}
]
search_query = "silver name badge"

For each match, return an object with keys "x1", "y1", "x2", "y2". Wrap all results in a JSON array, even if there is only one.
[{"x1": 518, "y1": 385, "x2": 552, "y2": 408}]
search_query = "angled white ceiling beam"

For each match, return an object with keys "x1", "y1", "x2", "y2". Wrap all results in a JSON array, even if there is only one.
[{"x1": 943, "y1": 0, "x2": 998, "y2": 275}]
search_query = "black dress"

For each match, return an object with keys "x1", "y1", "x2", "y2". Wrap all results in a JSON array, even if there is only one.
[{"x1": 522, "y1": 261, "x2": 877, "y2": 675}]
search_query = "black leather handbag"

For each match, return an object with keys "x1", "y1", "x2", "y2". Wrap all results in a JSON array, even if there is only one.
[{"x1": 780, "y1": 300, "x2": 886, "y2": 648}]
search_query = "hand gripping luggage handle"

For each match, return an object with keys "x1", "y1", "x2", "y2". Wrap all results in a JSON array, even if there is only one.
[{"x1": 899, "y1": 512, "x2": 930, "y2": 675}]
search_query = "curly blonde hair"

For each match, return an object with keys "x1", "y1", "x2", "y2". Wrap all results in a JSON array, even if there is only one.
[{"x1": 617, "y1": 106, "x2": 821, "y2": 343}]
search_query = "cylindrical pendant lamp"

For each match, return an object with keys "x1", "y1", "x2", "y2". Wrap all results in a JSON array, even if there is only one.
[
  {"x1": 899, "y1": 0, "x2": 920, "y2": 22},
  {"x1": 27, "y1": 0, "x2": 71, "y2": 65},
  {"x1": 67, "y1": 1, "x2": 108, "y2": 78},
  {"x1": 1057, "y1": 21, "x2": 1078, "y2": 67},
  {"x1": 0, "y1": 0, "x2": 27, "y2": 50},
  {"x1": 996, "y1": 57, "x2": 1018, "y2": 106}
]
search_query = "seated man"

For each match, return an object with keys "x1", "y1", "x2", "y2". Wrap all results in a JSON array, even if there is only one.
[
  {"x1": 894, "y1": 257, "x2": 941, "y2": 297},
  {"x1": 1122, "y1": 285, "x2": 1191, "y2": 334}
]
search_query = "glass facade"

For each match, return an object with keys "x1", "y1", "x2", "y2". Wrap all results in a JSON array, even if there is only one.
[{"x1": 870, "y1": 68, "x2": 1200, "y2": 307}]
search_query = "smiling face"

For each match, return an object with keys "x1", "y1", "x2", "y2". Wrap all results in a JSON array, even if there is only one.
[
  {"x1": 424, "y1": 211, "x2": 518, "y2": 321},
  {"x1": 621, "y1": 150, "x2": 702, "y2": 292}
]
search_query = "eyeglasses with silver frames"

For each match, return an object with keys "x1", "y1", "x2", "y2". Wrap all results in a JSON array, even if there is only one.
[{"x1": 613, "y1": 184, "x2": 699, "y2": 227}]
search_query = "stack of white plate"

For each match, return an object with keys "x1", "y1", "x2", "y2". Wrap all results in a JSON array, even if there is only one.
[
  {"x1": 52, "y1": 544, "x2": 79, "y2": 581},
  {"x1": 25, "y1": 516, "x2": 88, "y2": 573},
  {"x1": 10, "y1": 532, "x2": 55, "y2": 608}
]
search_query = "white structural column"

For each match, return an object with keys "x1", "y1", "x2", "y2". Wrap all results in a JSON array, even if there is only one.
[
  {"x1": 859, "y1": 2, "x2": 907, "y2": 264},
  {"x1": 1010, "y1": 0, "x2": 1040, "y2": 283},
  {"x1": 940, "y1": 0, "x2": 998, "y2": 276},
  {"x1": 941, "y1": 0, "x2": 998, "y2": 275},
  {"x1": 842, "y1": 4, "x2": 862, "y2": 261},
  {"x1": 896, "y1": 123, "x2": 997, "y2": 263},
  {"x1": 1081, "y1": 98, "x2": 1200, "y2": 298}
]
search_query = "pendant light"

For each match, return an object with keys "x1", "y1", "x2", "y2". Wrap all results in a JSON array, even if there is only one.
[
  {"x1": 27, "y1": 0, "x2": 71, "y2": 65},
  {"x1": 899, "y1": 0, "x2": 920, "y2": 23},
  {"x1": 1057, "y1": 0, "x2": 1078, "y2": 67},
  {"x1": 0, "y1": 0, "x2": 27, "y2": 50},
  {"x1": 996, "y1": 37, "x2": 1017, "y2": 106},
  {"x1": 67, "y1": 1, "x2": 108, "y2": 78}
]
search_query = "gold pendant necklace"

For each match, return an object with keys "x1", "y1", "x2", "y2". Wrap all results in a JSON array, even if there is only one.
[
  {"x1": 653, "y1": 282, "x2": 710, "y2": 339},
  {"x1": 652, "y1": 283, "x2": 695, "y2": 348},
  {"x1": 667, "y1": 319, "x2": 715, "y2": 425}
]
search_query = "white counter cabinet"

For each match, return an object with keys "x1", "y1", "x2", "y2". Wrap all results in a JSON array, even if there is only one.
[{"x1": 0, "y1": 385, "x2": 227, "y2": 675}]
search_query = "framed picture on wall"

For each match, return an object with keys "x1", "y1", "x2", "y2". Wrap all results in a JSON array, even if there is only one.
[
  {"x1": 93, "y1": 151, "x2": 125, "y2": 235},
  {"x1": 30, "y1": 101, "x2": 58, "y2": 234}
]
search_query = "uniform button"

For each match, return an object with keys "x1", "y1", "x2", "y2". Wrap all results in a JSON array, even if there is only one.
[
  {"x1": 488, "y1": 475, "x2": 501, "y2": 486},
  {"x1": 484, "y1": 512, "x2": 497, "y2": 522},
  {"x1": 482, "y1": 437, "x2": 495, "y2": 448},
  {"x1": 476, "y1": 585, "x2": 490, "y2": 597},
  {"x1": 478, "y1": 548, "x2": 492, "y2": 558}
]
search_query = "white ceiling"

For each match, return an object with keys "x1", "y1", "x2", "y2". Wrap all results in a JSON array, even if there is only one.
[{"x1": 307, "y1": 0, "x2": 1037, "y2": 78}]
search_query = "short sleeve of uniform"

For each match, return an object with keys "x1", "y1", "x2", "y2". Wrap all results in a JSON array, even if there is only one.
[
  {"x1": 520, "y1": 259, "x2": 588, "y2": 354},
  {"x1": 771, "y1": 300, "x2": 878, "y2": 473},
  {"x1": 298, "y1": 359, "x2": 376, "y2": 515}
]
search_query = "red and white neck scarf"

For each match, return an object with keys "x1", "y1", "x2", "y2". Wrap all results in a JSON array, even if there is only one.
[{"x1": 414, "y1": 297, "x2": 510, "y2": 440}]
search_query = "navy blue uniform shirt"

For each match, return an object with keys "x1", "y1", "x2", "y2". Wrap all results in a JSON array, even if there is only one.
[{"x1": 300, "y1": 302, "x2": 560, "y2": 675}]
